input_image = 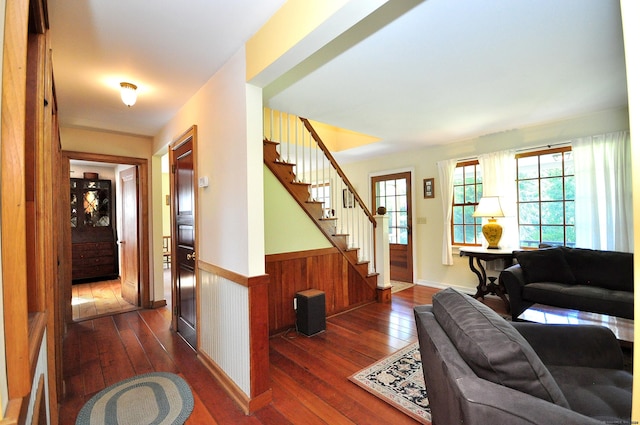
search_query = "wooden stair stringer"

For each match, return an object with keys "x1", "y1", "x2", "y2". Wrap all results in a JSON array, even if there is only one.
[{"x1": 264, "y1": 139, "x2": 378, "y2": 291}]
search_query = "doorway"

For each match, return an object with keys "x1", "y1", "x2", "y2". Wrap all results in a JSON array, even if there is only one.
[
  {"x1": 169, "y1": 126, "x2": 198, "y2": 349},
  {"x1": 371, "y1": 171, "x2": 414, "y2": 283},
  {"x1": 63, "y1": 152, "x2": 150, "y2": 323}
]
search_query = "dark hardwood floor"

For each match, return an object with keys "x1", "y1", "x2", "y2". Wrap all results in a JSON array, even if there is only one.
[{"x1": 59, "y1": 285, "x2": 507, "y2": 424}]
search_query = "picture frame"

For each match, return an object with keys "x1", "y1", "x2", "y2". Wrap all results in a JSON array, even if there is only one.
[
  {"x1": 423, "y1": 178, "x2": 435, "y2": 199},
  {"x1": 343, "y1": 189, "x2": 355, "y2": 208}
]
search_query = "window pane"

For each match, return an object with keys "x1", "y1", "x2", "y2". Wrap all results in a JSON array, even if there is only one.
[
  {"x1": 541, "y1": 177, "x2": 563, "y2": 201},
  {"x1": 463, "y1": 165, "x2": 476, "y2": 184},
  {"x1": 396, "y1": 179, "x2": 406, "y2": 195},
  {"x1": 453, "y1": 206, "x2": 463, "y2": 224},
  {"x1": 376, "y1": 182, "x2": 385, "y2": 197},
  {"x1": 542, "y1": 226, "x2": 564, "y2": 245},
  {"x1": 518, "y1": 156, "x2": 539, "y2": 179},
  {"x1": 541, "y1": 201, "x2": 564, "y2": 225},
  {"x1": 453, "y1": 186, "x2": 464, "y2": 204},
  {"x1": 540, "y1": 154, "x2": 562, "y2": 177},
  {"x1": 464, "y1": 225, "x2": 476, "y2": 243},
  {"x1": 397, "y1": 197, "x2": 407, "y2": 212},
  {"x1": 565, "y1": 201, "x2": 575, "y2": 225},
  {"x1": 519, "y1": 202, "x2": 539, "y2": 225},
  {"x1": 564, "y1": 176, "x2": 575, "y2": 200},
  {"x1": 519, "y1": 225, "x2": 540, "y2": 248},
  {"x1": 385, "y1": 181, "x2": 396, "y2": 196},
  {"x1": 476, "y1": 183, "x2": 483, "y2": 200},
  {"x1": 463, "y1": 205, "x2": 475, "y2": 224},
  {"x1": 453, "y1": 225, "x2": 464, "y2": 243},
  {"x1": 453, "y1": 168, "x2": 464, "y2": 186},
  {"x1": 398, "y1": 228, "x2": 408, "y2": 244},
  {"x1": 518, "y1": 180, "x2": 539, "y2": 202},
  {"x1": 385, "y1": 195, "x2": 396, "y2": 212},
  {"x1": 398, "y1": 211, "x2": 407, "y2": 227},
  {"x1": 564, "y1": 152, "x2": 574, "y2": 175},
  {"x1": 464, "y1": 185, "x2": 477, "y2": 203},
  {"x1": 566, "y1": 226, "x2": 576, "y2": 247}
]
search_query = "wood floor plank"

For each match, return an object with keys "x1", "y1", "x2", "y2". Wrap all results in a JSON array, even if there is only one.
[{"x1": 63, "y1": 285, "x2": 500, "y2": 424}]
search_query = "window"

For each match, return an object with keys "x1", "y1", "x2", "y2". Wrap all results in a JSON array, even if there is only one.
[
  {"x1": 451, "y1": 161, "x2": 483, "y2": 245},
  {"x1": 516, "y1": 147, "x2": 575, "y2": 248},
  {"x1": 310, "y1": 182, "x2": 332, "y2": 217}
]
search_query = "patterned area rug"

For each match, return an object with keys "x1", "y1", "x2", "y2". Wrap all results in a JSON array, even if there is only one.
[
  {"x1": 76, "y1": 372, "x2": 194, "y2": 425},
  {"x1": 349, "y1": 342, "x2": 431, "y2": 423}
]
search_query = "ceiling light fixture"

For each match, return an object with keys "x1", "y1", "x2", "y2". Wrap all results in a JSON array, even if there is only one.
[{"x1": 120, "y1": 82, "x2": 138, "y2": 107}]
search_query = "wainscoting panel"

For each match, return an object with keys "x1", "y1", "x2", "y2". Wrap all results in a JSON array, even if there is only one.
[
  {"x1": 266, "y1": 247, "x2": 376, "y2": 335},
  {"x1": 199, "y1": 269, "x2": 250, "y2": 396}
]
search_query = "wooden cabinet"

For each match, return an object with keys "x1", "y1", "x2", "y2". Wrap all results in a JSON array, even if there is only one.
[{"x1": 71, "y1": 176, "x2": 118, "y2": 281}]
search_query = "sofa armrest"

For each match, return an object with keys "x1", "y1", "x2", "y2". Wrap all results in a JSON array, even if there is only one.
[
  {"x1": 512, "y1": 322, "x2": 624, "y2": 369},
  {"x1": 500, "y1": 264, "x2": 533, "y2": 320},
  {"x1": 457, "y1": 377, "x2": 603, "y2": 425}
]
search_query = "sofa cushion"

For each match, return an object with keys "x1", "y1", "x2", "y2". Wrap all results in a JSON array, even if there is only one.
[
  {"x1": 522, "y1": 283, "x2": 634, "y2": 319},
  {"x1": 514, "y1": 248, "x2": 575, "y2": 284},
  {"x1": 432, "y1": 288, "x2": 570, "y2": 407},
  {"x1": 547, "y1": 365, "x2": 632, "y2": 422},
  {"x1": 561, "y1": 247, "x2": 633, "y2": 291}
]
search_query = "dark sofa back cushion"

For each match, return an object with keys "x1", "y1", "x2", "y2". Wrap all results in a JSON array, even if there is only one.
[
  {"x1": 514, "y1": 248, "x2": 576, "y2": 284},
  {"x1": 432, "y1": 288, "x2": 569, "y2": 407},
  {"x1": 561, "y1": 247, "x2": 633, "y2": 291}
]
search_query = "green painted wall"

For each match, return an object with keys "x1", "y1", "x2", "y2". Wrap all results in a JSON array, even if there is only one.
[{"x1": 264, "y1": 165, "x2": 332, "y2": 254}]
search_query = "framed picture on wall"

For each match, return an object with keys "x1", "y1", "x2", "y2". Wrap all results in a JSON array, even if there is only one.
[
  {"x1": 424, "y1": 178, "x2": 435, "y2": 199},
  {"x1": 343, "y1": 189, "x2": 355, "y2": 208}
]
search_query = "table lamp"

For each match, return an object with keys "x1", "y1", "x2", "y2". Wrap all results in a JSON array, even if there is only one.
[{"x1": 472, "y1": 196, "x2": 505, "y2": 249}]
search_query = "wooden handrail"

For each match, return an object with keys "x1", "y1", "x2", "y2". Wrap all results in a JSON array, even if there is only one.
[{"x1": 299, "y1": 117, "x2": 376, "y2": 227}]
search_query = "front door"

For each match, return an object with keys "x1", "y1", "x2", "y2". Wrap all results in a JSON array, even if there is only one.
[
  {"x1": 170, "y1": 127, "x2": 197, "y2": 349},
  {"x1": 120, "y1": 166, "x2": 139, "y2": 305},
  {"x1": 372, "y1": 172, "x2": 414, "y2": 282}
]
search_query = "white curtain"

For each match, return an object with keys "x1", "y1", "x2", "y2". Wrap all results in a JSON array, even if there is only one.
[
  {"x1": 478, "y1": 150, "x2": 519, "y2": 250},
  {"x1": 437, "y1": 159, "x2": 457, "y2": 265},
  {"x1": 572, "y1": 131, "x2": 633, "y2": 252}
]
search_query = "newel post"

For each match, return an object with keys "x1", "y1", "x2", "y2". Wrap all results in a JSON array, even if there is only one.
[{"x1": 374, "y1": 212, "x2": 391, "y2": 302}]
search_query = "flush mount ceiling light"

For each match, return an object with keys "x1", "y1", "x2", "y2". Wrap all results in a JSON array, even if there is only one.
[{"x1": 119, "y1": 82, "x2": 137, "y2": 107}]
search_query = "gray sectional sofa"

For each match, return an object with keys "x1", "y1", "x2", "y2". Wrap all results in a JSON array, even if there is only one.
[
  {"x1": 500, "y1": 246, "x2": 633, "y2": 321},
  {"x1": 414, "y1": 287, "x2": 632, "y2": 425}
]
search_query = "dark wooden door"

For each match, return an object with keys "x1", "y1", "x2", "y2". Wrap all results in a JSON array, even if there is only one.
[
  {"x1": 372, "y1": 172, "x2": 414, "y2": 282},
  {"x1": 171, "y1": 130, "x2": 197, "y2": 349},
  {"x1": 120, "y1": 166, "x2": 139, "y2": 306}
]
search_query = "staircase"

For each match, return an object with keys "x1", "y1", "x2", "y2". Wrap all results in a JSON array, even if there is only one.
[{"x1": 263, "y1": 111, "x2": 378, "y2": 290}]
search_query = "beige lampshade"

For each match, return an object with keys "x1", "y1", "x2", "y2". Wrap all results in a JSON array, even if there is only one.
[{"x1": 472, "y1": 196, "x2": 505, "y2": 219}]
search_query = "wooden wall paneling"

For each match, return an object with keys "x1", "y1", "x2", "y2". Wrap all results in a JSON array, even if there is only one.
[
  {"x1": 1, "y1": 0, "x2": 33, "y2": 400},
  {"x1": 25, "y1": 31, "x2": 45, "y2": 313},
  {"x1": 265, "y1": 248, "x2": 376, "y2": 335}
]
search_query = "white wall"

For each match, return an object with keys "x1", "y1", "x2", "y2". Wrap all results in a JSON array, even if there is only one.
[
  {"x1": 264, "y1": 165, "x2": 332, "y2": 254},
  {"x1": 341, "y1": 107, "x2": 630, "y2": 292},
  {"x1": 153, "y1": 48, "x2": 264, "y2": 277}
]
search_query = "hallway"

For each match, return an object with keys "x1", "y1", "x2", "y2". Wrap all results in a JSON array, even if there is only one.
[
  {"x1": 72, "y1": 268, "x2": 172, "y2": 321},
  {"x1": 72, "y1": 279, "x2": 137, "y2": 321}
]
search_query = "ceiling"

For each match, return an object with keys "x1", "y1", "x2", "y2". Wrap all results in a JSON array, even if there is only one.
[{"x1": 49, "y1": 0, "x2": 628, "y2": 161}]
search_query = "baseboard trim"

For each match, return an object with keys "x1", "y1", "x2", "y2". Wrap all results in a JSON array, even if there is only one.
[
  {"x1": 151, "y1": 299, "x2": 166, "y2": 308},
  {"x1": 198, "y1": 352, "x2": 272, "y2": 415}
]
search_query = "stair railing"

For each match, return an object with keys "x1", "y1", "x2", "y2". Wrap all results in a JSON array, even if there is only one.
[{"x1": 264, "y1": 108, "x2": 377, "y2": 274}]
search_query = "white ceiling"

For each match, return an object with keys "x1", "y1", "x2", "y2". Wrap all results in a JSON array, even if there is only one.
[{"x1": 49, "y1": 0, "x2": 628, "y2": 160}]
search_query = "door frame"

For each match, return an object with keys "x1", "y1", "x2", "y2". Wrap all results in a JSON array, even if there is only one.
[
  {"x1": 62, "y1": 151, "x2": 150, "y2": 323},
  {"x1": 168, "y1": 126, "x2": 198, "y2": 335},
  {"x1": 369, "y1": 167, "x2": 417, "y2": 282}
]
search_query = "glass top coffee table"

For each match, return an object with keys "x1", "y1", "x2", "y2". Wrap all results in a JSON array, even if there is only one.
[{"x1": 517, "y1": 304, "x2": 634, "y2": 344}]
